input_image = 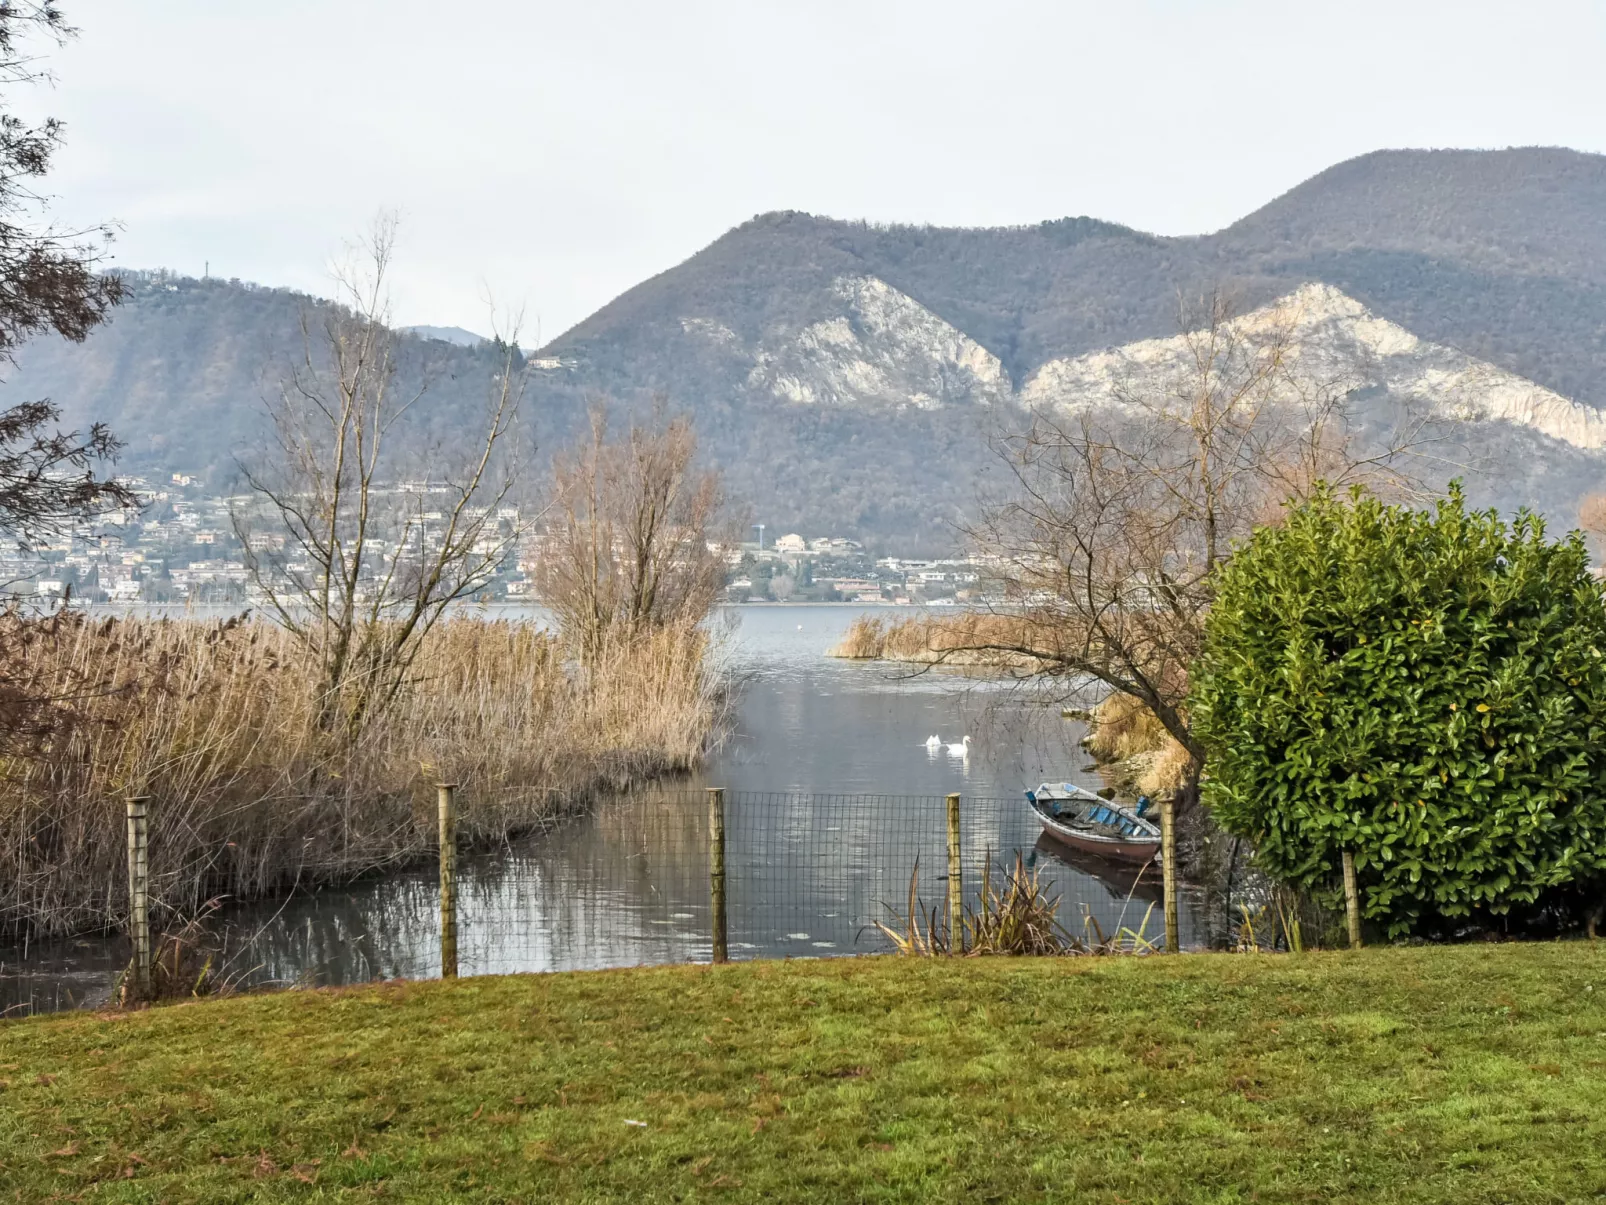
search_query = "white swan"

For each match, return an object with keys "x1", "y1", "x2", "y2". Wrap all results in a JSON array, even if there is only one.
[
  {"x1": 946, "y1": 735, "x2": 971, "y2": 756},
  {"x1": 924, "y1": 734, "x2": 943, "y2": 750}
]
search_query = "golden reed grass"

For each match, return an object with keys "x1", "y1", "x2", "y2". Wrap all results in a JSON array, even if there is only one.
[
  {"x1": 828, "y1": 612, "x2": 1050, "y2": 667},
  {"x1": 0, "y1": 612, "x2": 725, "y2": 938},
  {"x1": 1083, "y1": 692, "x2": 1169, "y2": 762},
  {"x1": 1083, "y1": 693, "x2": 1194, "y2": 796}
]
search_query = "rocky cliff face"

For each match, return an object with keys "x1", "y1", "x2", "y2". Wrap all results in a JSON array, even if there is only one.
[
  {"x1": 551, "y1": 149, "x2": 1606, "y2": 416},
  {"x1": 1021, "y1": 283, "x2": 1606, "y2": 451},
  {"x1": 729, "y1": 274, "x2": 1606, "y2": 455},
  {"x1": 742, "y1": 277, "x2": 1011, "y2": 410}
]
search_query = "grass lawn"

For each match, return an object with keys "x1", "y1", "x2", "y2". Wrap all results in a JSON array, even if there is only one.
[{"x1": 2, "y1": 945, "x2": 1605, "y2": 1203}]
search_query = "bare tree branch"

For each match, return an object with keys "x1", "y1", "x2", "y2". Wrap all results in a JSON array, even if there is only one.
[
  {"x1": 233, "y1": 215, "x2": 533, "y2": 736},
  {"x1": 962, "y1": 289, "x2": 1445, "y2": 796},
  {"x1": 535, "y1": 403, "x2": 728, "y2": 661}
]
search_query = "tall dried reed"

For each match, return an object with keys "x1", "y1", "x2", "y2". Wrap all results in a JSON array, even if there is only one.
[
  {"x1": 0, "y1": 612, "x2": 726, "y2": 938},
  {"x1": 1083, "y1": 693, "x2": 1194, "y2": 796},
  {"x1": 828, "y1": 612, "x2": 1048, "y2": 667}
]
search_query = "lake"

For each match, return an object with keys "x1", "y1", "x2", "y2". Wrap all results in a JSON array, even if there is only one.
[{"x1": 0, "y1": 606, "x2": 1202, "y2": 1014}]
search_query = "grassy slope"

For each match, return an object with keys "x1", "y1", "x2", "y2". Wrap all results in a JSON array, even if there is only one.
[{"x1": 3, "y1": 947, "x2": 1605, "y2": 1203}]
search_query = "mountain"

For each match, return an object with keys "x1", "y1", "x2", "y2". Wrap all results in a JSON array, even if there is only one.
[
  {"x1": 550, "y1": 147, "x2": 1606, "y2": 409},
  {"x1": 1015, "y1": 281, "x2": 1606, "y2": 520},
  {"x1": 401, "y1": 324, "x2": 488, "y2": 347},
  {"x1": 4, "y1": 148, "x2": 1606, "y2": 549},
  {"x1": 0, "y1": 274, "x2": 523, "y2": 474}
]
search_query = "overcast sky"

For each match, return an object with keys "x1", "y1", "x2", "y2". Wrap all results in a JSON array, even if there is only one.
[{"x1": 26, "y1": 0, "x2": 1606, "y2": 341}]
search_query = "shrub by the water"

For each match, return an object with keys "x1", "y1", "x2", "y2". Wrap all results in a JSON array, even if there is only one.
[{"x1": 1192, "y1": 486, "x2": 1606, "y2": 937}]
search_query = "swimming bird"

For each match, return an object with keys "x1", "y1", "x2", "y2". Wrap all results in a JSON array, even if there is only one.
[
  {"x1": 946, "y1": 735, "x2": 971, "y2": 756},
  {"x1": 924, "y1": 734, "x2": 943, "y2": 750}
]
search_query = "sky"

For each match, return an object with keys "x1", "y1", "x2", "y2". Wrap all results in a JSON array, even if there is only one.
[{"x1": 22, "y1": 0, "x2": 1606, "y2": 342}]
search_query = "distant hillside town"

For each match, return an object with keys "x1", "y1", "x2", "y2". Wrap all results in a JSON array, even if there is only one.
[
  {"x1": 2, "y1": 473, "x2": 524, "y2": 606},
  {"x1": 5, "y1": 475, "x2": 980, "y2": 607},
  {"x1": 722, "y1": 531, "x2": 981, "y2": 604}
]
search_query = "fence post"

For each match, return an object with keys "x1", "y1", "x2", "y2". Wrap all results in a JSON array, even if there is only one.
[
  {"x1": 946, "y1": 793, "x2": 963, "y2": 954},
  {"x1": 1342, "y1": 850, "x2": 1362, "y2": 950},
  {"x1": 1161, "y1": 795, "x2": 1178, "y2": 954},
  {"x1": 438, "y1": 783, "x2": 458, "y2": 979},
  {"x1": 125, "y1": 796, "x2": 151, "y2": 1000},
  {"x1": 708, "y1": 787, "x2": 728, "y2": 964}
]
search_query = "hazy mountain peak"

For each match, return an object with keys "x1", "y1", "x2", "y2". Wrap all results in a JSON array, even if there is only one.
[
  {"x1": 1220, "y1": 146, "x2": 1606, "y2": 281},
  {"x1": 402, "y1": 324, "x2": 488, "y2": 347}
]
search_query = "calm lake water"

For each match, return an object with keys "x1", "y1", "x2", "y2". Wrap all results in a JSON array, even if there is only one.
[{"x1": 0, "y1": 606, "x2": 1202, "y2": 1014}]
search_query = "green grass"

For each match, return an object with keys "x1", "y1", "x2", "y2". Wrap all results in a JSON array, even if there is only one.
[{"x1": 3, "y1": 946, "x2": 1606, "y2": 1202}]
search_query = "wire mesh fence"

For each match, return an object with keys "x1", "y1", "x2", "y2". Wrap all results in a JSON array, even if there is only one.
[
  {"x1": 209, "y1": 788, "x2": 1199, "y2": 989},
  {"x1": 0, "y1": 787, "x2": 1203, "y2": 1015}
]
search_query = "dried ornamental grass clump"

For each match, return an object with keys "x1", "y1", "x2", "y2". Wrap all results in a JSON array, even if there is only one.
[
  {"x1": 871, "y1": 854, "x2": 1160, "y2": 958},
  {"x1": 965, "y1": 854, "x2": 1072, "y2": 956}
]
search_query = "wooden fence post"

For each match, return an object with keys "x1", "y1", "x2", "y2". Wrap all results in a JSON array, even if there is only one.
[
  {"x1": 1342, "y1": 850, "x2": 1362, "y2": 950},
  {"x1": 1161, "y1": 795, "x2": 1179, "y2": 954},
  {"x1": 708, "y1": 787, "x2": 728, "y2": 964},
  {"x1": 946, "y1": 793, "x2": 963, "y2": 954},
  {"x1": 438, "y1": 783, "x2": 458, "y2": 979},
  {"x1": 125, "y1": 796, "x2": 151, "y2": 1000}
]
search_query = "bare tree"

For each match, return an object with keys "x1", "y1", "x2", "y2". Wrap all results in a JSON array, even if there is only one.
[
  {"x1": 535, "y1": 405, "x2": 727, "y2": 659},
  {"x1": 235, "y1": 216, "x2": 530, "y2": 735},
  {"x1": 963, "y1": 291, "x2": 1438, "y2": 792}
]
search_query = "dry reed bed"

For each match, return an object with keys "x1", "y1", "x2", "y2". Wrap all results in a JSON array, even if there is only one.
[
  {"x1": 828, "y1": 612, "x2": 1052, "y2": 668},
  {"x1": 0, "y1": 613, "x2": 725, "y2": 938},
  {"x1": 1081, "y1": 693, "x2": 1194, "y2": 797}
]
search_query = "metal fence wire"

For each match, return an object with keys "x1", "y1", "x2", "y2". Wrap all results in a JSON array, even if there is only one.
[
  {"x1": 98, "y1": 789, "x2": 1194, "y2": 1003},
  {"x1": 724, "y1": 791, "x2": 1027, "y2": 959},
  {"x1": 429, "y1": 789, "x2": 1188, "y2": 980}
]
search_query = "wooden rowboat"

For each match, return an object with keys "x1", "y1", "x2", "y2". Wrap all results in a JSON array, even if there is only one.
[{"x1": 1025, "y1": 782, "x2": 1162, "y2": 865}]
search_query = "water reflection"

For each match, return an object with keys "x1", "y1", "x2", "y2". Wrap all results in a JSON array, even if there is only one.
[{"x1": 1, "y1": 606, "x2": 1203, "y2": 1013}]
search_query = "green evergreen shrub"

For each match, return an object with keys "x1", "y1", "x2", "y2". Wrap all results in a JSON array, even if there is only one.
[{"x1": 1192, "y1": 486, "x2": 1606, "y2": 936}]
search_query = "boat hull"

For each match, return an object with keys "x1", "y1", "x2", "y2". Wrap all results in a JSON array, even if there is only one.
[{"x1": 1033, "y1": 809, "x2": 1161, "y2": 864}]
